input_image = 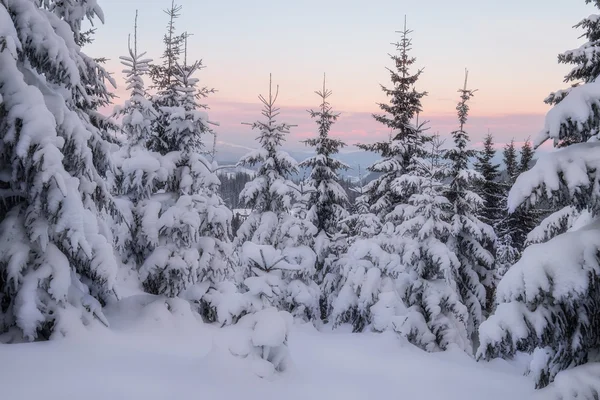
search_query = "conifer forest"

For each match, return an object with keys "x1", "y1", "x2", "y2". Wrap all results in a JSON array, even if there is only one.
[{"x1": 1, "y1": 0, "x2": 600, "y2": 399}]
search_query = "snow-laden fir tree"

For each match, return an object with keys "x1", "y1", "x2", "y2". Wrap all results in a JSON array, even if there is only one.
[
  {"x1": 110, "y1": 12, "x2": 161, "y2": 266},
  {"x1": 506, "y1": 139, "x2": 540, "y2": 248},
  {"x1": 148, "y1": 1, "x2": 190, "y2": 154},
  {"x1": 389, "y1": 135, "x2": 472, "y2": 352},
  {"x1": 0, "y1": 0, "x2": 119, "y2": 340},
  {"x1": 298, "y1": 76, "x2": 349, "y2": 319},
  {"x1": 339, "y1": 166, "x2": 382, "y2": 244},
  {"x1": 474, "y1": 133, "x2": 503, "y2": 227},
  {"x1": 236, "y1": 75, "x2": 318, "y2": 321},
  {"x1": 128, "y1": 34, "x2": 234, "y2": 323},
  {"x1": 494, "y1": 140, "x2": 520, "y2": 277},
  {"x1": 357, "y1": 18, "x2": 429, "y2": 218},
  {"x1": 444, "y1": 71, "x2": 495, "y2": 342},
  {"x1": 42, "y1": 0, "x2": 121, "y2": 184},
  {"x1": 299, "y1": 75, "x2": 349, "y2": 240},
  {"x1": 478, "y1": 1, "x2": 600, "y2": 390},
  {"x1": 332, "y1": 20, "x2": 430, "y2": 332}
]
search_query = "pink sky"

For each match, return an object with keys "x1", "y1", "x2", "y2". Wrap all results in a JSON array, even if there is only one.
[
  {"x1": 105, "y1": 70, "x2": 548, "y2": 151},
  {"x1": 92, "y1": 0, "x2": 593, "y2": 152}
]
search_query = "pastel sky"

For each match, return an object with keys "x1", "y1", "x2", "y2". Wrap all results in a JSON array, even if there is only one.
[{"x1": 88, "y1": 0, "x2": 594, "y2": 151}]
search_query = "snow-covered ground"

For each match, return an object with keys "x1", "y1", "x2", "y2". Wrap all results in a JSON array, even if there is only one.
[{"x1": 0, "y1": 294, "x2": 543, "y2": 400}]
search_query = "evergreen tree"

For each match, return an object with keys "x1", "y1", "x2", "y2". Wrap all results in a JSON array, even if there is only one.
[
  {"x1": 494, "y1": 140, "x2": 520, "y2": 277},
  {"x1": 236, "y1": 76, "x2": 318, "y2": 321},
  {"x1": 503, "y1": 139, "x2": 518, "y2": 181},
  {"x1": 507, "y1": 138, "x2": 540, "y2": 250},
  {"x1": 519, "y1": 138, "x2": 534, "y2": 173},
  {"x1": 339, "y1": 166, "x2": 382, "y2": 242},
  {"x1": 148, "y1": 1, "x2": 186, "y2": 154},
  {"x1": 474, "y1": 133, "x2": 503, "y2": 227},
  {"x1": 478, "y1": 1, "x2": 600, "y2": 391},
  {"x1": 0, "y1": 0, "x2": 118, "y2": 340},
  {"x1": 357, "y1": 18, "x2": 429, "y2": 218},
  {"x1": 299, "y1": 76, "x2": 349, "y2": 240},
  {"x1": 390, "y1": 136, "x2": 472, "y2": 352},
  {"x1": 332, "y1": 20, "x2": 431, "y2": 332},
  {"x1": 298, "y1": 76, "x2": 349, "y2": 319},
  {"x1": 133, "y1": 33, "x2": 234, "y2": 322},
  {"x1": 111, "y1": 11, "x2": 159, "y2": 266},
  {"x1": 444, "y1": 71, "x2": 495, "y2": 343}
]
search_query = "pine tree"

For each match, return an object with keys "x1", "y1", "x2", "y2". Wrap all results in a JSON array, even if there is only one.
[
  {"x1": 357, "y1": 18, "x2": 429, "y2": 218},
  {"x1": 506, "y1": 138, "x2": 540, "y2": 250},
  {"x1": 299, "y1": 76, "x2": 349, "y2": 240},
  {"x1": 298, "y1": 76, "x2": 349, "y2": 319},
  {"x1": 236, "y1": 75, "x2": 318, "y2": 321},
  {"x1": 478, "y1": 1, "x2": 600, "y2": 390},
  {"x1": 391, "y1": 135, "x2": 471, "y2": 352},
  {"x1": 444, "y1": 71, "x2": 495, "y2": 344},
  {"x1": 519, "y1": 138, "x2": 534, "y2": 173},
  {"x1": 474, "y1": 133, "x2": 503, "y2": 227},
  {"x1": 148, "y1": 1, "x2": 186, "y2": 154},
  {"x1": 339, "y1": 166, "x2": 382, "y2": 242},
  {"x1": 494, "y1": 140, "x2": 520, "y2": 277},
  {"x1": 135, "y1": 34, "x2": 234, "y2": 320},
  {"x1": 332, "y1": 20, "x2": 431, "y2": 332},
  {"x1": 111, "y1": 11, "x2": 159, "y2": 266},
  {"x1": 503, "y1": 139, "x2": 518, "y2": 181},
  {"x1": 0, "y1": 0, "x2": 118, "y2": 340}
]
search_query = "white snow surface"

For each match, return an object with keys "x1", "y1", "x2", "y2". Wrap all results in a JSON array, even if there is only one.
[{"x1": 0, "y1": 293, "x2": 547, "y2": 400}]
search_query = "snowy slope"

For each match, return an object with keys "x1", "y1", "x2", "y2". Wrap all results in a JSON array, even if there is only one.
[{"x1": 0, "y1": 295, "x2": 541, "y2": 400}]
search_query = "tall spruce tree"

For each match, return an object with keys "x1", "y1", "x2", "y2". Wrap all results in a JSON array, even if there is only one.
[
  {"x1": 357, "y1": 18, "x2": 429, "y2": 217},
  {"x1": 332, "y1": 20, "x2": 430, "y2": 331},
  {"x1": 298, "y1": 76, "x2": 349, "y2": 319},
  {"x1": 299, "y1": 76, "x2": 349, "y2": 241},
  {"x1": 474, "y1": 133, "x2": 503, "y2": 227},
  {"x1": 332, "y1": 20, "x2": 439, "y2": 332},
  {"x1": 444, "y1": 71, "x2": 495, "y2": 343},
  {"x1": 148, "y1": 1, "x2": 185, "y2": 154},
  {"x1": 0, "y1": 0, "x2": 118, "y2": 340},
  {"x1": 494, "y1": 140, "x2": 520, "y2": 277},
  {"x1": 478, "y1": 1, "x2": 600, "y2": 392},
  {"x1": 507, "y1": 138, "x2": 540, "y2": 249},
  {"x1": 111, "y1": 11, "x2": 159, "y2": 267},
  {"x1": 133, "y1": 30, "x2": 234, "y2": 321},
  {"x1": 391, "y1": 135, "x2": 471, "y2": 352},
  {"x1": 236, "y1": 75, "x2": 318, "y2": 321}
]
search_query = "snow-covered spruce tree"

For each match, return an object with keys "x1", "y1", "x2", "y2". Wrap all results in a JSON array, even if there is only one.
[
  {"x1": 357, "y1": 18, "x2": 429, "y2": 218},
  {"x1": 290, "y1": 174, "x2": 312, "y2": 221},
  {"x1": 0, "y1": 0, "x2": 119, "y2": 340},
  {"x1": 298, "y1": 76, "x2": 349, "y2": 319},
  {"x1": 478, "y1": 1, "x2": 600, "y2": 390},
  {"x1": 474, "y1": 133, "x2": 503, "y2": 227},
  {"x1": 389, "y1": 135, "x2": 472, "y2": 352},
  {"x1": 41, "y1": 0, "x2": 121, "y2": 178},
  {"x1": 136, "y1": 38, "x2": 234, "y2": 323},
  {"x1": 299, "y1": 76, "x2": 349, "y2": 239},
  {"x1": 236, "y1": 75, "x2": 318, "y2": 321},
  {"x1": 111, "y1": 12, "x2": 161, "y2": 266},
  {"x1": 506, "y1": 139, "x2": 540, "y2": 247},
  {"x1": 444, "y1": 71, "x2": 495, "y2": 342},
  {"x1": 331, "y1": 20, "x2": 429, "y2": 332},
  {"x1": 339, "y1": 166, "x2": 382, "y2": 244},
  {"x1": 147, "y1": 0, "x2": 186, "y2": 155},
  {"x1": 494, "y1": 140, "x2": 520, "y2": 277}
]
